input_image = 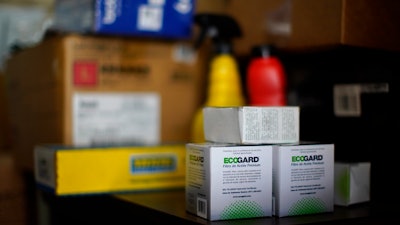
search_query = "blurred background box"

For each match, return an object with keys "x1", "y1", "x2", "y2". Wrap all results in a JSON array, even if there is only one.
[
  {"x1": 334, "y1": 162, "x2": 371, "y2": 206},
  {"x1": 212, "y1": 0, "x2": 400, "y2": 54},
  {"x1": 34, "y1": 144, "x2": 186, "y2": 195},
  {"x1": 4, "y1": 33, "x2": 207, "y2": 171},
  {"x1": 0, "y1": 72, "x2": 11, "y2": 149},
  {"x1": 51, "y1": 0, "x2": 196, "y2": 39},
  {"x1": 269, "y1": 0, "x2": 400, "y2": 51}
]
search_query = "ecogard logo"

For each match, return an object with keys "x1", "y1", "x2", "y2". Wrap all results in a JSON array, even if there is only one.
[
  {"x1": 224, "y1": 157, "x2": 260, "y2": 168},
  {"x1": 103, "y1": 0, "x2": 118, "y2": 24},
  {"x1": 292, "y1": 155, "x2": 323, "y2": 162},
  {"x1": 291, "y1": 155, "x2": 324, "y2": 165},
  {"x1": 224, "y1": 157, "x2": 259, "y2": 163}
]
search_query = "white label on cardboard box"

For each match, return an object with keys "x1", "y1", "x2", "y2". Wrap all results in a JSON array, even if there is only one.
[
  {"x1": 73, "y1": 92, "x2": 160, "y2": 146},
  {"x1": 137, "y1": 4, "x2": 163, "y2": 31},
  {"x1": 34, "y1": 146, "x2": 56, "y2": 189},
  {"x1": 333, "y1": 83, "x2": 389, "y2": 117}
]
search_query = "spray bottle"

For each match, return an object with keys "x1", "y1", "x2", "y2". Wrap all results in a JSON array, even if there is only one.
[
  {"x1": 191, "y1": 13, "x2": 245, "y2": 143},
  {"x1": 246, "y1": 44, "x2": 287, "y2": 106}
]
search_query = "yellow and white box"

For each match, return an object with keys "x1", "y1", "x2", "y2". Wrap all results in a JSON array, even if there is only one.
[
  {"x1": 185, "y1": 143, "x2": 273, "y2": 221},
  {"x1": 203, "y1": 106, "x2": 300, "y2": 144},
  {"x1": 334, "y1": 162, "x2": 370, "y2": 206},
  {"x1": 272, "y1": 142, "x2": 334, "y2": 217},
  {"x1": 34, "y1": 144, "x2": 186, "y2": 196}
]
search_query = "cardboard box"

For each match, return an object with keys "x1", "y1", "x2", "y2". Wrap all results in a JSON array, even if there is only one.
[
  {"x1": 4, "y1": 33, "x2": 207, "y2": 171},
  {"x1": 34, "y1": 144, "x2": 186, "y2": 195},
  {"x1": 203, "y1": 106, "x2": 300, "y2": 144},
  {"x1": 0, "y1": 152, "x2": 28, "y2": 225},
  {"x1": 0, "y1": 72, "x2": 11, "y2": 149},
  {"x1": 274, "y1": 0, "x2": 400, "y2": 51},
  {"x1": 334, "y1": 162, "x2": 370, "y2": 206},
  {"x1": 185, "y1": 143, "x2": 273, "y2": 221},
  {"x1": 272, "y1": 142, "x2": 334, "y2": 217},
  {"x1": 52, "y1": 0, "x2": 196, "y2": 39},
  {"x1": 53, "y1": 0, "x2": 195, "y2": 39},
  {"x1": 215, "y1": 0, "x2": 400, "y2": 53}
]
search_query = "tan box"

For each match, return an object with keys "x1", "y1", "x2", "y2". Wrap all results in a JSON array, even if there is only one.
[
  {"x1": 4, "y1": 33, "x2": 207, "y2": 171},
  {"x1": 0, "y1": 153, "x2": 28, "y2": 225},
  {"x1": 272, "y1": 0, "x2": 400, "y2": 51},
  {"x1": 0, "y1": 72, "x2": 11, "y2": 149},
  {"x1": 219, "y1": 0, "x2": 400, "y2": 53}
]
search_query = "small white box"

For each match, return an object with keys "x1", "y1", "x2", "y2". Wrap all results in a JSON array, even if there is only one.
[
  {"x1": 185, "y1": 143, "x2": 273, "y2": 221},
  {"x1": 334, "y1": 162, "x2": 371, "y2": 206},
  {"x1": 273, "y1": 142, "x2": 334, "y2": 217},
  {"x1": 203, "y1": 106, "x2": 300, "y2": 144}
]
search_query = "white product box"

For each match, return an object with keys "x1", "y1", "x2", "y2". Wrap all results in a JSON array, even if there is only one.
[
  {"x1": 334, "y1": 162, "x2": 370, "y2": 206},
  {"x1": 273, "y1": 142, "x2": 334, "y2": 217},
  {"x1": 185, "y1": 143, "x2": 273, "y2": 221},
  {"x1": 203, "y1": 106, "x2": 300, "y2": 144}
]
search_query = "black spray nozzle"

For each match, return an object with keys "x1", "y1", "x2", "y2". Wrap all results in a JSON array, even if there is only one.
[
  {"x1": 193, "y1": 13, "x2": 242, "y2": 53},
  {"x1": 251, "y1": 45, "x2": 278, "y2": 58}
]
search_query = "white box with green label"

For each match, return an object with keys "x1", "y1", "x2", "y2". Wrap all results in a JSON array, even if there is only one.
[
  {"x1": 185, "y1": 143, "x2": 273, "y2": 221},
  {"x1": 334, "y1": 162, "x2": 370, "y2": 206},
  {"x1": 272, "y1": 142, "x2": 334, "y2": 217}
]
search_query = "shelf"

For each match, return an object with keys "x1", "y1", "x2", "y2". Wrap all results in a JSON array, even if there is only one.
[
  {"x1": 13, "y1": 173, "x2": 400, "y2": 225},
  {"x1": 111, "y1": 190, "x2": 377, "y2": 225}
]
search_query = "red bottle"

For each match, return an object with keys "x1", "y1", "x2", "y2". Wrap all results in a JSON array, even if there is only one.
[{"x1": 246, "y1": 45, "x2": 287, "y2": 106}]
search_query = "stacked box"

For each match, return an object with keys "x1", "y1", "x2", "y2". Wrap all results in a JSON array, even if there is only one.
[
  {"x1": 272, "y1": 142, "x2": 335, "y2": 217},
  {"x1": 185, "y1": 143, "x2": 273, "y2": 221},
  {"x1": 192, "y1": 106, "x2": 335, "y2": 219},
  {"x1": 203, "y1": 106, "x2": 300, "y2": 144}
]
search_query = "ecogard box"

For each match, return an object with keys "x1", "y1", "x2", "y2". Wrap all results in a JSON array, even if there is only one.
[
  {"x1": 52, "y1": 0, "x2": 195, "y2": 39},
  {"x1": 273, "y1": 143, "x2": 334, "y2": 217},
  {"x1": 185, "y1": 143, "x2": 273, "y2": 221},
  {"x1": 204, "y1": 106, "x2": 300, "y2": 144},
  {"x1": 4, "y1": 34, "x2": 206, "y2": 171}
]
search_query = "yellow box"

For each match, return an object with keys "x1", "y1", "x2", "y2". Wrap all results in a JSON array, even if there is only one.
[{"x1": 34, "y1": 144, "x2": 186, "y2": 196}]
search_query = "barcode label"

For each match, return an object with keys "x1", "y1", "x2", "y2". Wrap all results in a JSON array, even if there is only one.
[
  {"x1": 137, "y1": 5, "x2": 163, "y2": 31},
  {"x1": 333, "y1": 83, "x2": 389, "y2": 117},
  {"x1": 197, "y1": 197, "x2": 207, "y2": 218},
  {"x1": 173, "y1": 44, "x2": 197, "y2": 63},
  {"x1": 333, "y1": 84, "x2": 361, "y2": 117},
  {"x1": 34, "y1": 147, "x2": 56, "y2": 188}
]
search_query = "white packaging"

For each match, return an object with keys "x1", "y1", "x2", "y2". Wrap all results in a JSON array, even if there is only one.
[
  {"x1": 273, "y1": 142, "x2": 334, "y2": 217},
  {"x1": 203, "y1": 106, "x2": 300, "y2": 144},
  {"x1": 334, "y1": 162, "x2": 370, "y2": 206},
  {"x1": 185, "y1": 143, "x2": 273, "y2": 221}
]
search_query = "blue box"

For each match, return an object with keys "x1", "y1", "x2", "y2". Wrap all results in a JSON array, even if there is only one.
[{"x1": 52, "y1": 0, "x2": 196, "y2": 39}]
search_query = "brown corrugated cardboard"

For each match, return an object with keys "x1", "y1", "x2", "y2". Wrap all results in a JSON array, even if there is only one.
[
  {"x1": 218, "y1": 0, "x2": 400, "y2": 53},
  {"x1": 4, "y1": 33, "x2": 207, "y2": 171},
  {"x1": 0, "y1": 72, "x2": 11, "y2": 149},
  {"x1": 0, "y1": 153, "x2": 28, "y2": 225},
  {"x1": 269, "y1": 0, "x2": 400, "y2": 51}
]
